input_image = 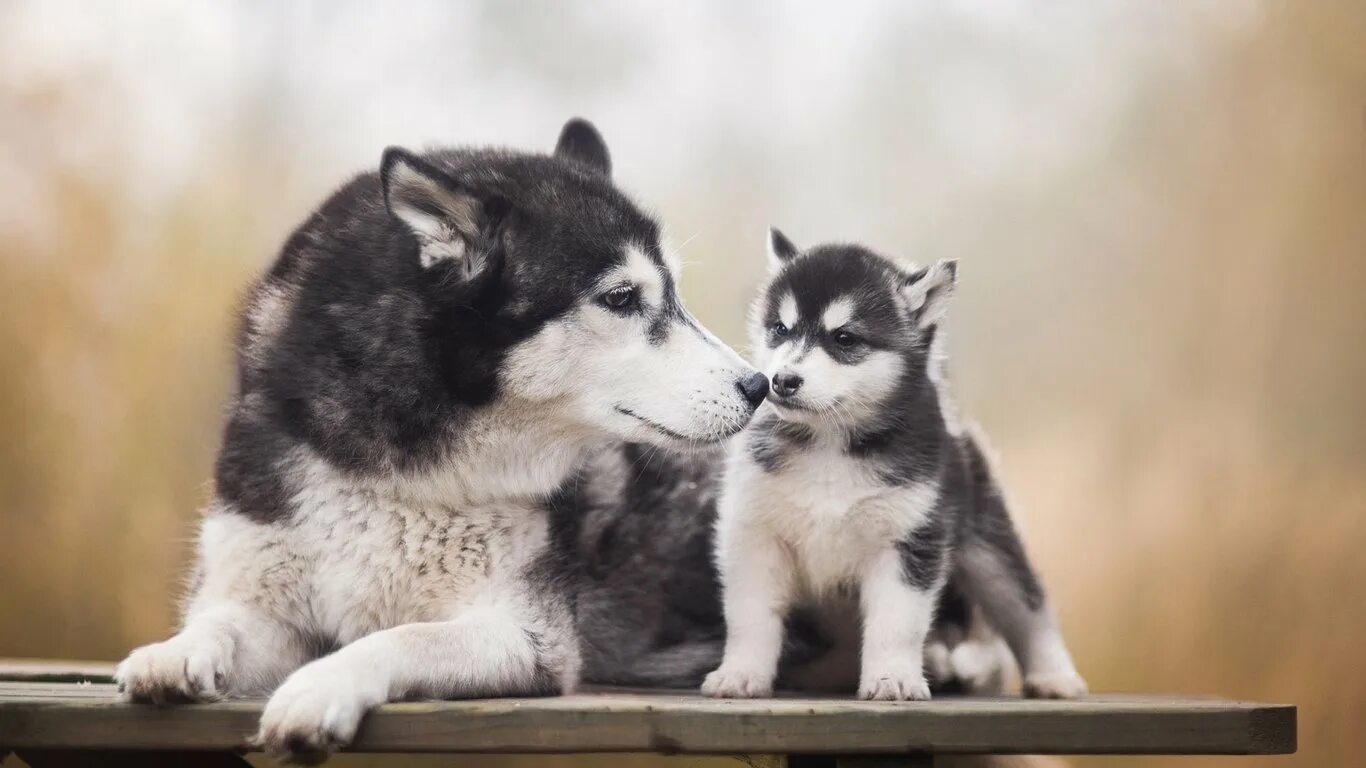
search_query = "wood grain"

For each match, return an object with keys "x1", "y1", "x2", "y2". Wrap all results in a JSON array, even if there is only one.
[{"x1": 0, "y1": 682, "x2": 1296, "y2": 756}]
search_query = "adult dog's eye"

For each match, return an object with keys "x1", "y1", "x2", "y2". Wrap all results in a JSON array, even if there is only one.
[
  {"x1": 771, "y1": 321, "x2": 789, "y2": 337},
  {"x1": 602, "y1": 286, "x2": 638, "y2": 311},
  {"x1": 833, "y1": 329, "x2": 860, "y2": 348}
]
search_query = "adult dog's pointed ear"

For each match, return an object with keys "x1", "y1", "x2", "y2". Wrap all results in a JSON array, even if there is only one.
[
  {"x1": 381, "y1": 147, "x2": 504, "y2": 277},
  {"x1": 900, "y1": 259, "x2": 957, "y2": 329},
  {"x1": 767, "y1": 227, "x2": 800, "y2": 274},
  {"x1": 554, "y1": 118, "x2": 612, "y2": 176}
]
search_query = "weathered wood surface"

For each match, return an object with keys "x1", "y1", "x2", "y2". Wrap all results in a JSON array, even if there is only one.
[
  {"x1": 0, "y1": 680, "x2": 1296, "y2": 756},
  {"x1": 0, "y1": 660, "x2": 119, "y2": 684}
]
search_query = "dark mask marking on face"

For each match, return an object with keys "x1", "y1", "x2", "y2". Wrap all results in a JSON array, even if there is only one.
[
  {"x1": 762, "y1": 246, "x2": 918, "y2": 372},
  {"x1": 645, "y1": 258, "x2": 691, "y2": 347}
]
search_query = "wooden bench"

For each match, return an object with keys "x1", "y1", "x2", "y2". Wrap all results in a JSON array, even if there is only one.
[{"x1": 0, "y1": 662, "x2": 1295, "y2": 766}]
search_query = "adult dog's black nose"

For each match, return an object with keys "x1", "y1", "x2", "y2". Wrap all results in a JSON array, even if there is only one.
[
  {"x1": 737, "y1": 372, "x2": 769, "y2": 407},
  {"x1": 771, "y1": 372, "x2": 803, "y2": 398}
]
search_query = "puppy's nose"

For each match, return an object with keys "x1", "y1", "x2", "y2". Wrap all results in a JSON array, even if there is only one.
[
  {"x1": 771, "y1": 372, "x2": 803, "y2": 398},
  {"x1": 736, "y1": 371, "x2": 770, "y2": 407}
]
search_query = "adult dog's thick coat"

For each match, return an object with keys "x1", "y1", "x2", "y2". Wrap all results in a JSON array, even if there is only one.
[{"x1": 115, "y1": 120, "x2": 766, "y2": 761}]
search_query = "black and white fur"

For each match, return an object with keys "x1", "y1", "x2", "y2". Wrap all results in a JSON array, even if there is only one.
[
  {"x1": 114, "y1": 119, "x2": 769, "y2": 761},
  {"x1": 701, "y1": 230, "x2": 1087, "y2": 701}
]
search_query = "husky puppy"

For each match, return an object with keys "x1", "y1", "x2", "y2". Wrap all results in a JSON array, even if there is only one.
[
  {"x1": 114, "y1": 119, "x2": 768, "y2": 760},
  {"x1": 555, "y1": 430, "x2": 1009, "y2": 696},
  {"x1": 701, "y1": 230, "x2": 1087, "y2": 701}
]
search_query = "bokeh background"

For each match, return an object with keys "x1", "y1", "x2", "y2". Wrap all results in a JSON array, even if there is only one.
[{"x1": 2, "y1": 2, "x2": 1363, "y2": 767}]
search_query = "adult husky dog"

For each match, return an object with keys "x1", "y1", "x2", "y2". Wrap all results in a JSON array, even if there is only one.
[{"x1": 115, "y1": 119, "x2": 769, "y2": 759}]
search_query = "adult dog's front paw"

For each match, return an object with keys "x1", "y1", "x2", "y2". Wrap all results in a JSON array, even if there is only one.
[
  {"x1": 859, "y1": 666, "x2": 931, "y2": 701},
  {"x1": 116, "y1": 634, "x2": 231, "y2": 704},
  {"x1": 255, "y1": 661, "x2": 380, "y2": 764},
  {"x1": 1024, "y1": 670, "x2": 1089, "y2": 699},
  {"x1": 701, "y1": 665, "x2": 774, "y2": 698}
]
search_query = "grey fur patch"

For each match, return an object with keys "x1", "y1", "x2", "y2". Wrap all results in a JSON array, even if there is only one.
[
  {"x1": 746, "y1": 414, "x2": 813, "y2": 473},
  {"x1": 896, "y1": 509, "x2": 950, "y2": 591},
  {"x1": 551, "y1": 443, "x2": 728, "y2": 687},
  {"x1": 959, "y1": 434, "x2": 1045, "y2": 611}
]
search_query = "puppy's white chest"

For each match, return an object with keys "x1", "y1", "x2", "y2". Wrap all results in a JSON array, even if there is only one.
[
  {"x1": 746, "y1": 448, "x2": 936, "y2": 592},
  {"x1": 769, "y1": 450, "x2": 883, "y2": 518}
]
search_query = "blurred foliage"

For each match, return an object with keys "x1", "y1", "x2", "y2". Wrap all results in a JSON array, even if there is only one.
[{"x1": 2, "y1": 2, "x2": 1364, "y2": 767}]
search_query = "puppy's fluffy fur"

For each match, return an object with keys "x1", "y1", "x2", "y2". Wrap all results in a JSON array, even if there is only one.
[{"x1": 702, "y1": 230, "x2": 1087, "y2": 700}]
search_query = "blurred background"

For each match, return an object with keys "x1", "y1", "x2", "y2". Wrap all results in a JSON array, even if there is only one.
[{"x1": 2, "y1": 1, "x2": 1363, "y2": 766}]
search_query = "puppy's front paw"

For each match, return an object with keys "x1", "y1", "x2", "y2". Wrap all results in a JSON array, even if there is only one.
[
  {"x1": 116, "y1": 634, "x2": 231, "y2": 704},
  {"x1": 701, "y1": 665, "x2": 774, "y2": 699},
  {"x1": 255, "y1": 662, "x2": 380, "y2": 764},
  {"x1": 859, "y1": 667, "x2": 931, "y2": 701},
  {"x1": 1024, "y1": 670, "x2": 1089, "y2": 699}
]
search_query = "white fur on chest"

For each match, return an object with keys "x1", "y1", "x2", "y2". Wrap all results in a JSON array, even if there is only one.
[
  {"x1": 198, "y1": 450, "x2": 552, "y2": 646},
  {"x1": 722, "y1": 434, "x2": 939, "y2": 596}
]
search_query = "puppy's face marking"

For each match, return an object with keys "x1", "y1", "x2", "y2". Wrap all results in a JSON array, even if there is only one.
[{"x1": 749, "y1": 232, "x2": 955, "y2": 431}]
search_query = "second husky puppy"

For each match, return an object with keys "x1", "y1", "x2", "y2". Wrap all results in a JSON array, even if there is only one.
[{"x1": 702, "y1": 230, "x2": 1087, "y2": 701}]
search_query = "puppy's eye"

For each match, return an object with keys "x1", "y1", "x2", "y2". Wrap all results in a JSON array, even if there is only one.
[
  {"x1": 833, "y1": 330, "x2": 861, "y2": 348},
  {"x1": 601, "y1": 286, "x2": 638, "y2": 311},
  {"x1": 771, "y1": 321, "x2": 789, "y2": 337}
]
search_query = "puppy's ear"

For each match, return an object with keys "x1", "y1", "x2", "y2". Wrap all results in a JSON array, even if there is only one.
[
  {"x1": 381, "y1": 148, "x2": 506, "y2": 278},
  {"x1": 554, "y1": 118, "x2": 612, "y2": 176},
  {"x1": 767, "y1": 227, "x2": 800, "y2": 273},
  {"x1": 900, "y1": 259, "x2": 957, "y2": 328}
]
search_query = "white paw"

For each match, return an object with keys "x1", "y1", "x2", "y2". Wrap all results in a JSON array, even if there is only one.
[
  {"x1": 950, "y1": 637, "x2": 1012, "y2": 695},
  {"x1": 924, "y1": 641, "x2": 954, "y2": 686},
  {"x1": 701, "y1": 665, "x2": 774, "y2": 698},
  {"x1": 1024, "y1": 670, "x2": 1089, "y2": 699},
  {"x1": 859, "y1": 667, "x2": 931, "y2": 701},
  {"x1": 115, "y1": 634, "x2": 231, "y2": 704},
  {"x1": 255, "y1": 661, "x2": 381, "y2": 764}
]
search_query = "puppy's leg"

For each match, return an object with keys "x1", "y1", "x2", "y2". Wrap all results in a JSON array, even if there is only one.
[
  {"x1": 956, "y1": 535, "x2": 1085, "y2": 698},
  {"x1": 859, "y1": 545, "x2": 940, "y2": 701},
  {"x1": 956, "y1": 443, "x2": 1086, "y2": 698},
  {"x1": 256, "y1": 602, "x2": 577, "y2": 761},
  {"x1": 702, "y1": 528, "x2": 793, "y2": 699},
  {"x1": 948, "y1": 603, "x2": 1014, "y2": 695},
  {"x1": 925, "y1": 581, "x2": 968, "y2": 690}
]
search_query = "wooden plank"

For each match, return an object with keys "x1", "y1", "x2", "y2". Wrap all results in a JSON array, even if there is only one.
[
  {"x1": 0, "y1": 682, "x2": 114, "y2": 700},
  {"x1": 0, "y1": 682, "x2": 1295, "y2": 756},
  {"x1": 13, "y1": 748, "x2": 252, "y2": 768},
  {"x1": 0, "y1": 660, "x2": 115, "y2": 685},
  {"x1": 787, "y1": 756, "x2": 934, "y2": 768}
]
